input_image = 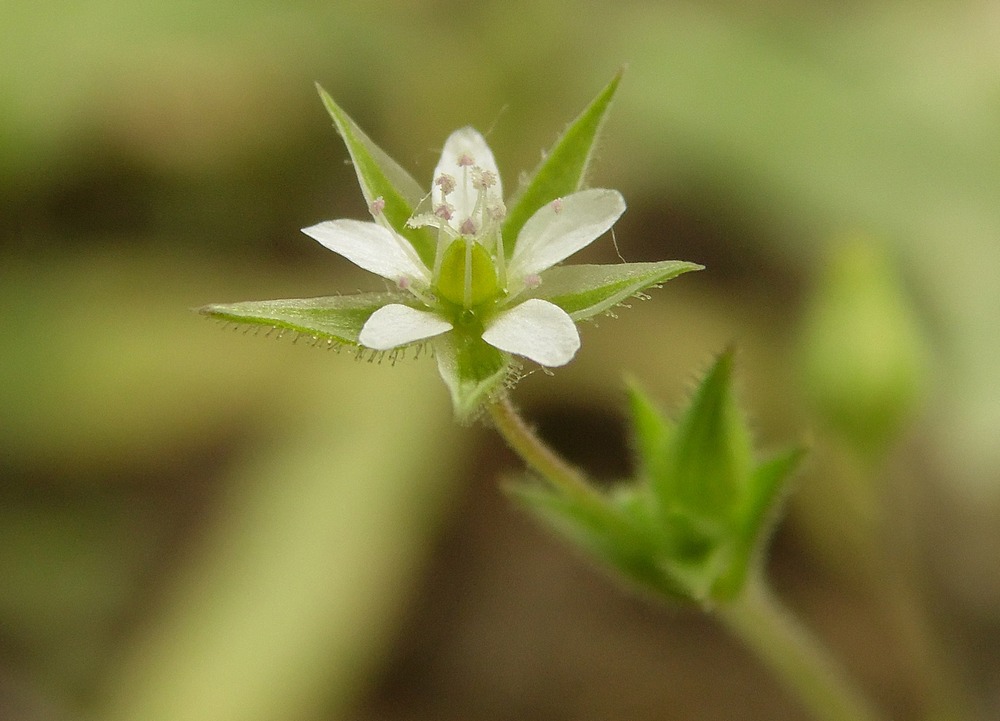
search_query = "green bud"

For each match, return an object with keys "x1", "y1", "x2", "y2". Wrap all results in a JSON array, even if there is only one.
[{"x1": 799, "y1": 238, "x2": 929, "y2": 458}]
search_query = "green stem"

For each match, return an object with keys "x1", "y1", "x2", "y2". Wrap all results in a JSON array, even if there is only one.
[
  {"x1": 487, "y1": 394, "x2": 603, "y2": 505},
  {"x1": 717, "y1": 576, "x2": 885, "y2": 721}
]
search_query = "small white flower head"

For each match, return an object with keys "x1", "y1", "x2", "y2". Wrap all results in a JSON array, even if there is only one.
[
  {"x1": 205, "y1": 82, "x2": 702, "y2": 421},
  {"x1": 302, "y1": 127, "x2": 625, "y2": 370}
]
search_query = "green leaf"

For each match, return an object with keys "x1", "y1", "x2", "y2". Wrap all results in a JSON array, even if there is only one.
[
  {"x1": 658, "y1": 553, "x2": 723, "y2": 604},
  {"x1": 435, "y1": 331, "x2": 510, "y2": 423},
  {"x1": 198, "y1": 292, "x2": 412, "y2": 347},
  {"x1": 509, "y1": 481, "x2": 693, "y2": 601},
  {"x1": 661, "y1": 349, "x2": 752, "y2": 522},
  {"x1": 712, "y1": 447, "x2": 804, "y2": 600},
  {"x1": 533, "y1": 260, "x2": 702, "y2": 321},
  {"x1": 625, "y1": 378, "x2": 673, "y2": 485},
  {"x1": 502, "y1": 69, "x2": 625, "y2": 255},
  {"x1": 659, "y1": 507, "x2": 723, "y2": 566},
  {"x1": 316, "y1": 85, "x2": 437, "y2": 267}
]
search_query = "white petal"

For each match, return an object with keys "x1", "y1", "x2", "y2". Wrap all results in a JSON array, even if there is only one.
[
  {"x1": 302, "y1": 219, "x2": 429, "y2": 284},
  {"x1": 432, "y1": 127, "x2": 502, "y2": 226},
  {"x1": 508, "y1": 189, "x2": 626, "y2": 280},
  {"x1": 482, "y1": 299, "x2": 580, "y2": 367},
  {"x1": 359, "y1": 304, "x2": 453, "y2": 349}
]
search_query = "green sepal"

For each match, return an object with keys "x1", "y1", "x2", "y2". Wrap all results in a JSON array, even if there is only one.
[
  {"x1": 533, "y1": 260, "x2": 702, "y2": 321},
  {"x1": 435, "y1": 331, "x2": 511, "y2": 423},
  {"x1": 502, "y1": 69, "x2": 624, "y2": 255},
  {"x1": 316, "y1": 85, "x2": 437, "y2": 267},
  {"x1": 198, "y1": 292, "x2": 415, "y2": 346}
]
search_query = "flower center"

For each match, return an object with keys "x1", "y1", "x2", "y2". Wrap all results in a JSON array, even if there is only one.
[
  {"x1": 435, "y1": 238, "x2": 500, "y2": 308},
  {"x1": 407, "y1": 145, "x2": 511, "y2": 309}
]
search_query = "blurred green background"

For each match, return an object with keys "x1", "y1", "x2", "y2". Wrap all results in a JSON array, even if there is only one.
[{"x1": 2, "y1": 1, "x2": 998, "y2": 720}]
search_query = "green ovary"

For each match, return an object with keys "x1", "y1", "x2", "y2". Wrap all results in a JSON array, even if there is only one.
[{"x1": 435, "y1": 239, "x2": 501, "y2": 308}]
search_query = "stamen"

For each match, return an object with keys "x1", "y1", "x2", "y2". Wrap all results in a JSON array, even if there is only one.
[
  {"x1": 551, "y1": 198, "x2": 563, "y2": 214},
  {"x1": 524, "y1": 274, "x2": 542, "y2": 290},
  {"x1": 472, "y1": 168, "x2": 497, "y2": 190},
  {"x1": 434, "y1": 203, "x2": 455, "y2": 221},
  {"x1": 460, "y1": 164, "x2": 471, "y2": 220},
  {"x1": 468, "y1": 181, "x2": 487, "y2": 234},
  {"x1": 398, "y1": 277, "x2": 436, "y2": 307},
  {"x1": 370, "y1": 195, "x2": 399, "y2": 235},
  {"x1": 435, "y1": 174, "x2": 456, "y2": 196},
  {"x1": 456, "y1": 152, "x2": 475, "y2": 167},
  {"x1": 485, "y1": 202, "x2": 506, "y2": 238},
  {"x1": 493, "y1": 228, "x2": 507, "y2": 290},
  {"x1": 459, "y1": 218, "x2": 477, "y2": 235}
]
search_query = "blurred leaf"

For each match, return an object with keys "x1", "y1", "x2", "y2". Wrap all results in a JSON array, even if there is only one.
[
  {"x1": 515, "y1": 352, "x2": 801, "y2": 605},
  {"x1": 508, "y1": 481, "x2": 692, "y2": 601},
  {"x1": 659, "y1": 349, "x2": 751, "y2": 522},
  {"x1": 625, "y1": 377, "x2": 673, "y2": 489},
  {"x1": 96, "y1": 342, "x2": 460, "y2": 721},
  {"x1": 713, "y1": 447, "x2": 804, "y2": 600}
]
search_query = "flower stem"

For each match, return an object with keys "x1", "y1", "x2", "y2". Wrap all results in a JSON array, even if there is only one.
[
  {"x1": 486, "y1": 395, "x2": 604, "y2": 506},
  {"x1": 716, "y1": 576, "x2": 885, "y2": 721}
]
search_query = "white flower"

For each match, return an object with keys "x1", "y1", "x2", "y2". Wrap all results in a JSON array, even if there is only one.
[{"x1": 301, "y1": 127, "x2": 625, "y2": 367}]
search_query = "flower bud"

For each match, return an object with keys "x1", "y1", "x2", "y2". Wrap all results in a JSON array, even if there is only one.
[{"x1": 799, "y1": 237, "x2": 929, "y2": 458}]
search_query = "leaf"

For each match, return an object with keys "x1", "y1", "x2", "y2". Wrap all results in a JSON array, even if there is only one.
[
  {"x1": 625, "y1": 378, "x2": 673, "y2": 485},
  {"x1": 198, "y1": 292, "x2": 413, "y2": 346},
  {"x1": 316, "y1": 85, "x2": 437, "y2": 267},
  {"x1": 509, "y1": 481, "x2": 693, "y2": 601},
  {"x1": 658, "y1": 553, "x2": 722, "y2": 604},
  {"x1": 712, "y1": 447, "x2": 804, "y2": 600},
  {"x1": 435, "y1": 331, "x2": 510, "y2": 423},
  {"x1": 532, "y1": 260, "x2": 702, "y2": 321},
  {"x1": 501, "y1": 69, "x2": 624, "y2": 255},
  {"x1": 660, "y1": 349, "x2": 752, "y2": 522}
]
